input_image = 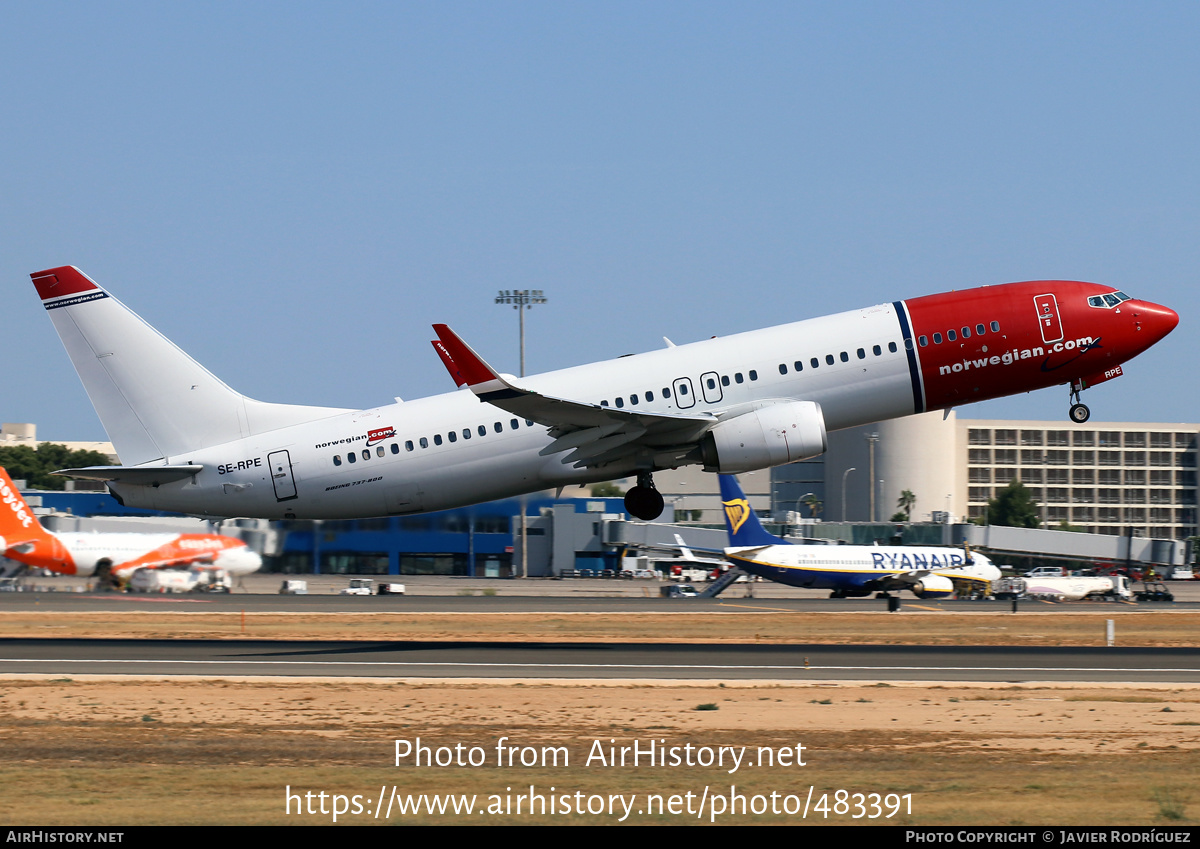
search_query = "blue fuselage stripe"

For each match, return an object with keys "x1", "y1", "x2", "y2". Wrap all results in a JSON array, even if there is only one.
[{"x1": 892, "y1": 300, "x2": 924, "y2": 414}]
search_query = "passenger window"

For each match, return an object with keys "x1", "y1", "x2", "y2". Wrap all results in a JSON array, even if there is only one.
[
  {"x1": 615, "y1": 397, "x2": 624, "y2": 408},
  {"x1": 990, "y1": 321, "x2": 1000, "y2": 332},
  {"x1": 857, "y1": 348, "x2": 865, "y2": 359},
  {"x1": 333, "y1": 455, "x2": 342, "y2": 466},
  {"x1": 420, "y1": 437, "x2": 429, "y2": 449},
  {"x1": 839, "y1": 351, "x2": 848, "y2": 362},
  {"x1": 434, "y1": 434, "x2": 443, "y2": 445},
  {"x1": 811, "y1": 358, "x2": 819, "y2": 368},
  {"x1": 734, "y1": 373, "x2": 744, "y2": 384},
  {"x1": 525, "y1": 419, "x2": 533, "y2": 426},
  {"x1": 362, "y1": 449, "x2": 370, "y2": 460},
  {"x1": 347, "y1": 453, "x2": 356, "y2": 464},
  {"x1": 919, "y1": 336, "x2": 928, "y2": 346},
  {"x1": 663, "y1": 387, "x2": 671, "y2": 398},
  {"x1": 478, "y1": 425, "x2": 486, "y2": 436},
  {"x1": 947, "y1": 329, "x2": 956, "y2": 341},
  {"x1": 391, "y1": 443, "x2": 400, "y2": 454},
  {"x1": 646, "y1": 390, "x2": 655, "y2": 401},
  {"x1": 721, "y1": 375, "x2": 730, "y2": 386},
  {"x1": 630, "y1": 394, "x2": 639, "y2": 405},
  {"x1": 961, "y1": 326, "x2": 971, "y2": 339},
  {"x1": 778, "y1": 364, "x2": 787, "y2": 375},
  {"x1": 706, "y1": 378, "x2": 716, "y2": 390},
  {"x1": 749, "y1": 370, "x2": 757, "y2": 380},
  {"x1": 825, "y1": 354, "x2": 834, "y2": 365},
  {"x1": 600, "y1": 400, "x2": 609, "y2": 407},
  {"x1": 405, "y1": 440, "x2": 414, "y2": 451},
  {"x1": 494, "y1": 422, "x2": 502, "y2": 433},
  {"x1": 448, "y1": 432, "x2": 457, "y2": 443},
  {"x1": 678, "y1": 384, "x2": 688, "y2": 395},
  {"x1": 933, "y1": 333, "x2": 942, "y2": 344},
  {"x1": 376, "y1": 446, "x2": 385, "y2": 457},
  {"x1": 462, "y1": 428, "x2": 471, "y2": 439},
  {"x1": 794, "y1": 360, "x2": 804, "y2": 371},
  {"x1": 510, "y1": 419, "x2": 519, "y2": 430},
  {"x1": 976, "y1": 324, "x2": 985, "y2": 335},
  {"x1": 889, "y1": 341, "x2": 898, "y2": 353},
  {"x1": 872, "y1": 345, "x2": 881, "y2": 356}
]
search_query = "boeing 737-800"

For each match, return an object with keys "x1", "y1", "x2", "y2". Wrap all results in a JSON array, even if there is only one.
[
  {"x1": 718, "y1": 474, "x2": 999, "y2": 598},
  {"x1": 30, "y1": 266, "x2": 1176, "y2": 522},
  {"x1": 0, "y1": 467, "x2": 261, "y2": 584}
]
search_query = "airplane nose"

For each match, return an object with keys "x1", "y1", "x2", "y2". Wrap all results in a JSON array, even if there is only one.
[{"x1": 1134, "y1": 301, "x2": 1179, "y2": 342}]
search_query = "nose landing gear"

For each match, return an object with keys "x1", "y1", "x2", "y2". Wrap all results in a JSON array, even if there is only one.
[
  {"x1": 1068, "y1": 387, "x2": 1090, "y2": 423},
  {"x1": 623, "y1": 471, "x2": 665, "y2": 520}
]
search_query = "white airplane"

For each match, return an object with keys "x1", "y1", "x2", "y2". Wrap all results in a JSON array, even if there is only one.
[
  {"x1": 717, "y1": 475, "x2": 1000, "y2": 598},
  {"x1": 0, "y1": 467, "x2": 261, "y2": 586},
  {"x1": 30, "y1": 266, "x2": 1177, "y2": 522}
]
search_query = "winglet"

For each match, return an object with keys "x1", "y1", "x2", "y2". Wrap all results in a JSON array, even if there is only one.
[
  {"x1": 431, "y1": 324, "x2": 521, "y2": 400},
  {"x1": 431, "y1": 340, "x2": 467, "y2": 387}
]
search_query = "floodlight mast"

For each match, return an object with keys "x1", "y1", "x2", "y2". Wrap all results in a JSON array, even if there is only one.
[
  {"x1": 494, "y1": 289, "x2": 547, "y2": 378},
  {"x1": 493, "y1": 290, "x2": 547, "y2": 580}
]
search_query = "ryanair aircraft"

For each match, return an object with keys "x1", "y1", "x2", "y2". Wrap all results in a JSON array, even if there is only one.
[{"x1": 718, "y1": 475, "x2": 999, "y2": 598}]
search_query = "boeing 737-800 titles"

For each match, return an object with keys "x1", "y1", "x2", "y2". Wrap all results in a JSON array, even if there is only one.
[
  {"x1": 0, "y1": 467, "x2": 261, "y2": 584},
  {"x1": 30, "y1": 266, "x2": 1176, "y2": 522}
]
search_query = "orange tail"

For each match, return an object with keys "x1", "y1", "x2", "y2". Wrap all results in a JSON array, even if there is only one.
[{"x1": 0, "y1": 468, "x2": 52, "y2": 549}]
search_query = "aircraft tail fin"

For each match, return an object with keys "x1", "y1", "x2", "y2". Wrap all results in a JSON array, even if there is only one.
[
  {"x1": 0, "y1": 468, "x2": 52, "y2": 549},
  {"x1": 718, "y1": 475, "x2": 788, "y2": 548},
  {"x1": 31, "y1": 267, "x2": 350, "y2": 466}
]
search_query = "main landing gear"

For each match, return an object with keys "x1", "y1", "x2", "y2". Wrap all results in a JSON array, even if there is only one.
[
  {"x1": 624, "y1": 471, "x2": 665, "y2": 521},
  {"x1": 1068, "y1": 387, "x2": 1090, "y2": 423}
]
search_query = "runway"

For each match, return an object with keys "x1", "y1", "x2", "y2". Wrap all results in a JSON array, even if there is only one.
[{"x1": 3, "y1": 638, "x2": 1199, "y2": 682}]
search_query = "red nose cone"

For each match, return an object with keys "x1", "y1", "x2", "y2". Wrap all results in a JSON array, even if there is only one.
[{"x1": 1138, "y1": 301, "x2": 1180, "y2": 341}]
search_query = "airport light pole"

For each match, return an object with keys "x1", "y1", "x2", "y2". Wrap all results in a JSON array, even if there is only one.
[
  {"x1": 495, "y1": 289, "x2": 548, "y2": 378},
  {"x1": 494, "y1": 289, "x2": 548, "y2": 579},
  {"x1": 841, "y1": 467, "x2": 856, "y2": 521}
]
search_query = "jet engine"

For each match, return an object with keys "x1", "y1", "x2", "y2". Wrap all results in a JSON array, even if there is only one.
[
  {"x1": 911, "y1": 573, "x2": 955, "y2": 599},
  {"x1": 699, "y1": 401, "x2": 828, "y2": 475}
]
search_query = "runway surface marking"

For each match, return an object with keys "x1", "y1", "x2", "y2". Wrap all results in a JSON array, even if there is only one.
[{"x1": 2, "y1": 659, "x2": 1198, "y2": 673}]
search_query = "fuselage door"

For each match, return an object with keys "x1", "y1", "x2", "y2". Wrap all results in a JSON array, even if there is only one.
[
  {"x1": 700, "y1": 371, "x2": 723, "y2": 404},
  {"x1": 267, "y1": 450, "x2": 298, "y2": 502},
  {"x1": 672, "y1": 377, "x2": 696, "y2": 409},
  {"x1": 1034, "y1": 294, "x2": 1064, "y2": 344}
]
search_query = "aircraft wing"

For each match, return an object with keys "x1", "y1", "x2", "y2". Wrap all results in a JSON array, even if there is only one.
[{"x1": 432, "y1": 325, "x2": 716, "y2": 469}]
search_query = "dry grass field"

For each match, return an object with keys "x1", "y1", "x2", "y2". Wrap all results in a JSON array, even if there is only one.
[
  {"x1": 1, "y1": 604, "x2": 1197, "y2": 825},
  {"x1": 0, "y1": 677, "x2": 1196, "y2": 825}
]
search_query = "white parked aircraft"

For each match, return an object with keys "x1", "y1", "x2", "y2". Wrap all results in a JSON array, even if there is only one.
[
  {"x1": 30, "y1": 266, "x2": 1176, "y2": 522},
  {"x1": 717, "y1": 475, "x2": 1000, "y2": 598},
  {"x1": 0, "y1": 467, "x2": 261, "y2": 585}
]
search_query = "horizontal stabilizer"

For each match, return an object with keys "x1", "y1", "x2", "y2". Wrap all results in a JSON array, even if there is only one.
[{"x1": 54, "y1": 465, "x2": 203, "y2": 485}]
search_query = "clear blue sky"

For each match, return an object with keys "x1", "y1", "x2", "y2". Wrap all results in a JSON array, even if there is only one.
[{"x1": 3, "y1": 1, "x2": 1197, "y2": 442}]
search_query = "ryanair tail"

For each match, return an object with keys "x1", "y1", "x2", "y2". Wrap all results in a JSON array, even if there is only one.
[
  {"x1": 718, "y1": 475, "x2": 788, "y2": 548},
  {"x1": 30, "y1": 267, "x2": 349, "y2": 466}
]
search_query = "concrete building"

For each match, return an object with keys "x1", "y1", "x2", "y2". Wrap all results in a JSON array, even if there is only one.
[{"x1": 826, "y1": 412, "x2": 1198, "y2": 539}]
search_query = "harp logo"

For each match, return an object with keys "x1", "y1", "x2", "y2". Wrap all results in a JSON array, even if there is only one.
[{"x1": 723, "y1": 498, "x2": 751, "y2": 536}]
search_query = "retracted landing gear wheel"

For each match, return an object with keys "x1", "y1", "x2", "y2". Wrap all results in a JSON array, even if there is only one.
[
  {"x1": 1070, "y1": 403, "x2": 1091, "y2": 423},
  {"x1": 623, "y1": 472, "x2": 664, "y2": 520}
]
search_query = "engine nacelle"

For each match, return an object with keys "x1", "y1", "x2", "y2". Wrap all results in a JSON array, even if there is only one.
[
  {"x1": 911, "y1": 573, "x2": 955, "y2": 599},
  {"x1": 699, "y1": 401, "x2": 828, "y2": 475}
]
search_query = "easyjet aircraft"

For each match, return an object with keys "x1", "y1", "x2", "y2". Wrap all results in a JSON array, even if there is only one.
[
  {"x1": 30, "y1": 266, "x2": 1176, "y2": 521},
  {"x1": 0, "y1": 467, "x2": 262, "y2": 584}
]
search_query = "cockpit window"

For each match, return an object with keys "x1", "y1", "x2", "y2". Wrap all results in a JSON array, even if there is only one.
[{"x1": 1090, "y1": 291, "x2": 1133, "y2": 309}]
